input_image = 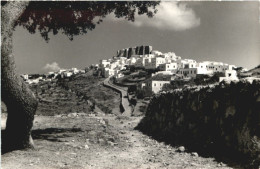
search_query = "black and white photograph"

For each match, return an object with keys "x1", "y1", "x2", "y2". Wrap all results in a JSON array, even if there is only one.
[{"x1": 1, "y1": 1, "x2": 260, "y2": 168}]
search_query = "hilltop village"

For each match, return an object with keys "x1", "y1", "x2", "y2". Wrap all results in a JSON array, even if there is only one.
[{"x1": 96, "y1": 45, "x2": 241, "y2": 94}]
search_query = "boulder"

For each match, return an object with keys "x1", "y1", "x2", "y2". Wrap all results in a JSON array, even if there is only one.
[{"x1": 177, "y1": 146, "x2": 185, "y2": 152}]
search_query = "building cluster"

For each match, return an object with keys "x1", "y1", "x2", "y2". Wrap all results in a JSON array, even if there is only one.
[
  {"x1": 21, "y1": 68, "x2": 85, "y2": 84},
  {"x1": 98, "y1": 46, "x2": 238, "y2": 90}
]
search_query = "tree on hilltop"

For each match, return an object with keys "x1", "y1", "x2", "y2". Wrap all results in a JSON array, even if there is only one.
[{"x1": 1, "y1": 1, "x2": 160, "y2": 152}]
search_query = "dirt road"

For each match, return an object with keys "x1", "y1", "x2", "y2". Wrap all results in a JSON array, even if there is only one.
[{"x1": 1, "y1": 111, "x2": 231, "y2": 169}]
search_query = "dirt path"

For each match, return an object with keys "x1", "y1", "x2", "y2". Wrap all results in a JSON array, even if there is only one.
[{"x1": 2, "y1": 111, "x2": 232, "y2": 169}]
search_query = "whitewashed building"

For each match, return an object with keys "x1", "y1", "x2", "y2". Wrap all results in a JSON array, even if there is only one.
[
  {"x1": 100, "y1": 60, "x2": 111, "y2": 68},
  {"x1": 145, "y1": 57, "x2": 166, "y2": 69},
  {"x1": 21, "y1": 74, "x2": 29, "y2": 80},
  {"x1": 141, "y1": 80, "x2": 170, "y2": 94},
  {"x1": 159, "y1": 63, "x2": 178, "y2": 74},
  {"x1": 151, "y1": 50, "x2": 162, "y2": 57},
  {"x1": 178, "y1": 68, "x2": 198, "y2": 78},
  {"x1": 219, "y1": 70, "x2": 238, "y2": 82}
]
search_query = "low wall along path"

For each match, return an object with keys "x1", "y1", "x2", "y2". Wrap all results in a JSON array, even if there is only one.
[
  {"x1": 103, "y1": 77, "x2": 132, "y2": 116},
  {"x1": 137, "y1": 80, "x2": 260, "y2": 167}
]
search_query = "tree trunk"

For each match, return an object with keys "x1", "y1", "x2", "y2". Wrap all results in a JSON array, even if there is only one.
[{"x1": 1, "y1": 1, "x2": 38, "y2": 152}]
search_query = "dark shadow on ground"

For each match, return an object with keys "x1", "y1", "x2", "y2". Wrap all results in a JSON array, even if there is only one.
[
  {"x1": 1, "y1": 128, "x2": 82, "y2": 155},
  {"x1": 135, "y1": 124, "x2": 259, "y2": 169},
  {"x1": 31, "y1": 127, "x2": 82, "y2": 142}
]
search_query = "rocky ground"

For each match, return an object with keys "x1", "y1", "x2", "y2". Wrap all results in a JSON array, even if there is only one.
[
  {"x1": 1, "y1": 112, "x2": 233, "y2": 169},
  {"x1": 1, "y1": 74, "x2": 237, "y2": 169}
]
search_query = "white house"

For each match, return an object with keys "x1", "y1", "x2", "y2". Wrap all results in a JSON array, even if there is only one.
[
  {"x1": 135, "y1": 57, "x2": 146, "y2": 67},
  {"x1": 115, "y1": 72, "x2": 124, "y2": 79},
  {"x1": 104, "y1": 68, "x2": 115, "y2": 78},
  {"x1": 181, "y1": 59, "x2": 197, "y2": 69},
  {"x1": 71, "y1": 68, "x2": 79, "y2": 74},
  {"x1": 159, "y1": 62, "x2": 178, "y2": 74},
  {"x1": 178, "y1": 67, "x2": 198, "y2": 78},
  {"x1": 100, "y1": 60, "x2": 111, "y2": 68},
  {"x1": 21, "y1": 74, "x2": 29, "y2": 80},
  {"x1": 62, "y1": 71, "x2": 73, "y2": 78},
  {"x1": 130, "y1": 57, "x2": 137, "y2": 65},
  {"x1": 144, "y1": 80, "x2": 170, "y2": 94},
  {"x1": 109, "y1": 62, "x2": 118, "y2": 70},
  {"x1": 151, "y1": 50, "x2": 162, "y2": 56},
  {"x1": 146, "y1": 57, "x2": 166, "y2": 69},
  {"x1": 219, "y1": 70, "x2": 238, "y2": 82}
]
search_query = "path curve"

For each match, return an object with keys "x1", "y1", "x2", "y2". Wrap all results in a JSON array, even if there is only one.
[{"x1": 103, "y1": 77, "x2": 132, "y2": 116}]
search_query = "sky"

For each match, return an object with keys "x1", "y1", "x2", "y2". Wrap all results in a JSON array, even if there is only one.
[{"x1": 13, "y1": 1, "x2": 260, "y2": 74}]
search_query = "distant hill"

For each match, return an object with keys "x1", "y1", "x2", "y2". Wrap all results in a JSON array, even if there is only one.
[{"x1": 240, "y1": 65, "x2": 260, "y2": 78}]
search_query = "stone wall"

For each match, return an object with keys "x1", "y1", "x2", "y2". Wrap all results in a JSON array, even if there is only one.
[{"x1": 137, "y1": 80, "x2": 260, "y2": 166}]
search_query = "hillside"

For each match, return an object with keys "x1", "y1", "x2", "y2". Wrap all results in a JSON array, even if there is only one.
[
  {"x1": 240, "y1": 65, "x2": 260, "y2": 78},
  {"x1": 57, "y1": 73, "x2": 121, "y2": 114},
  {"x1": 29, "y1": 79, "x2": 92, "y2": 116},
  {"x1": 26, "y1": 72, "x2": 121, "y2": 116}
]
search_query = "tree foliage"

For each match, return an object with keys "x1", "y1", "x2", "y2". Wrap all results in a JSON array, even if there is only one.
[{"x1": 15, "y1": 1, "x2": 160, "y2": 41}]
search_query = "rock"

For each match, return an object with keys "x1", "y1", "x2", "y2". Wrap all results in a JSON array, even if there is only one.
[
  {"x1": 177, "y1": 146, "x2": 185, "y2": 152},
  {"x1": 89, "y1": 113, "x2": 96, "y2": 117},
  {"x1": 190, "y1": 162, "x2": 198, "y2": 166},
  {"x1": 84, "y1": 144, "x2": 89, "y2": 149},
  {"x1": 98, "y1": 138, "x2": 106, "y2": 145},
  {"x1": 99, "y1": 119, "x2": 106, "y2": 125},
  {"x1": 120, "y1": 131, "x2": 126, "y2": 134},
  {"x1": 191, "y1": 152, "x2": 198, "y2": 157},
  {"x1": 217, "y1": 162, "x2": 225, "y2": 167},
  {"x1": 68, "y1": 112, "x2": 77, "y2": 117},
  {"x1": 107, "y1": 141, "x2": 115, "y2": 146},
  {"x1": 163, "y1": 162, "x2": 169, "y2": 166}
]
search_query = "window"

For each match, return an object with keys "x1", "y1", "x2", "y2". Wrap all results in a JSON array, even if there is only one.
[
  {"x1": 201, "y1": 66, "x2": 203, "y2": 68},
  {"x1": 194, "y1": 70, "x2": 196, "y2": 74},
  {"x1": 191, "y1": 71, "x2": 192, "y2": 74},
  {"x1": 154, "y1": 83, "x2": 156, "y2": 86}
]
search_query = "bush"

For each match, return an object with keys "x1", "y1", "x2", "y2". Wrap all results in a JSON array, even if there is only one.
[
  {"x1": 161, "y1": 83, "x2": 176, "y2": 92},
  {"x1": 194, "y1": 74, "x2": 210, "y2": 85},
  {"x1": 136, "y1": 88, "x2": 153, "y2": 99},
  {"x1": 128, "y1": 85, "x2": 137, "y2": 93}
]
